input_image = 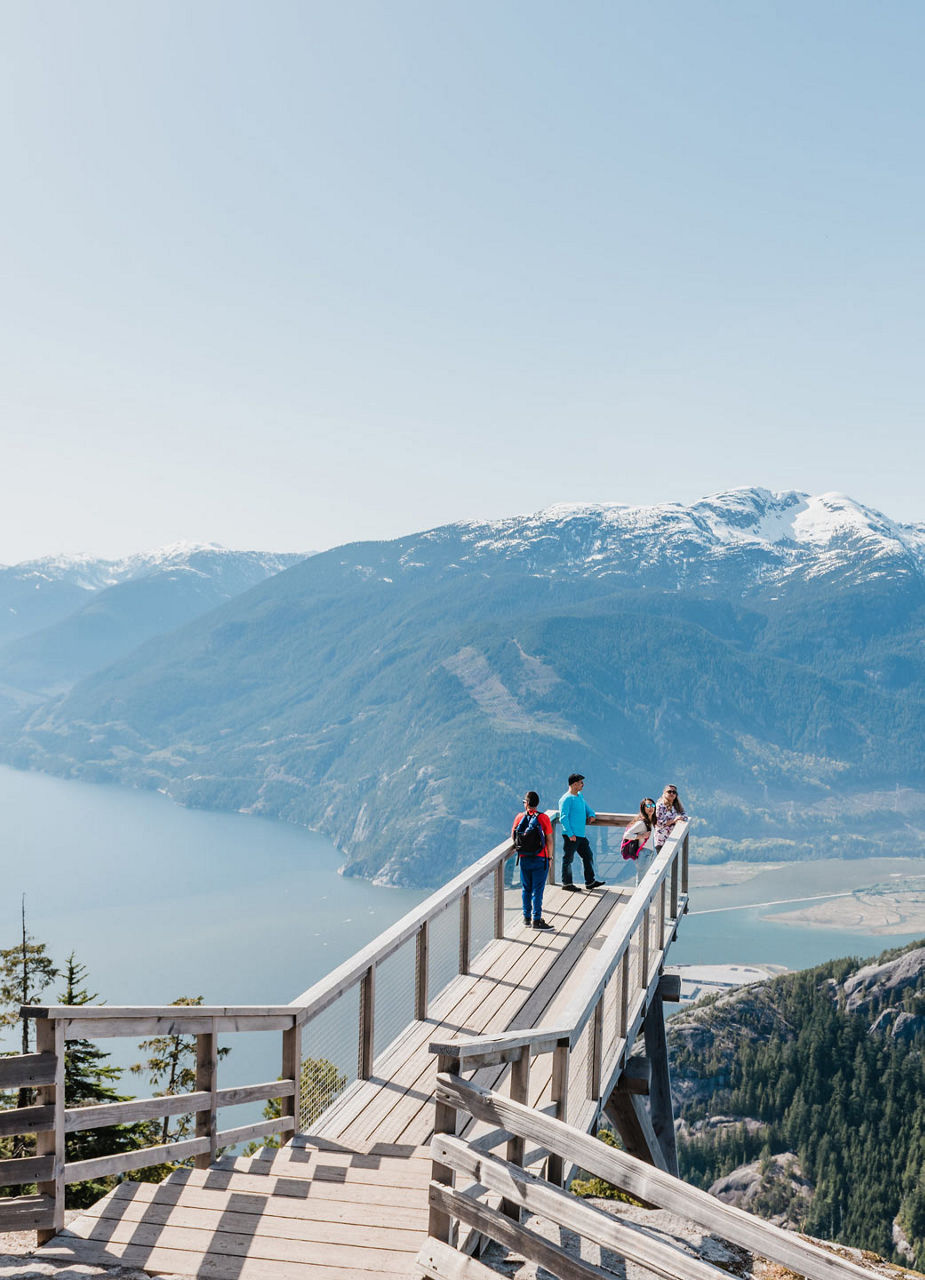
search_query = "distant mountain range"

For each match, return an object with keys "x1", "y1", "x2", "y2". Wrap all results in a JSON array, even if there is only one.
[
  {"x1": 0, "y1": 545, "x2": 305, "y2": 707},
  {"x1": 0, "y1": 489, "x2": 922, "y2": 886}
]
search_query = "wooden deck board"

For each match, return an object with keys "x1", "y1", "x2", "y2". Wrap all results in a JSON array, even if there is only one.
[{"x1": 320, "y1": 884, "x2": 606, "y2": 1151}]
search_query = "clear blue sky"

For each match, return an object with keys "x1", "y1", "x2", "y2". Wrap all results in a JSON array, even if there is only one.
[{"x1": 1, "y1": 0, "x2": 922, "y2": 561}]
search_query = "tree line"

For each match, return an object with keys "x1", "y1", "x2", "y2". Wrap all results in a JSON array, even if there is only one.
[{"x1": 673, "y1": 947, "x2": 925, "y2": 1269}]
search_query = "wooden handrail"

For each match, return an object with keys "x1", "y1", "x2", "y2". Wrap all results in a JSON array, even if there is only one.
[
  {"x1": 24, "y1": 1004, "x2": 297, "y2": 1021},
  {"x1": 432, "y1": 1074, "x2": 874, "y2": 1280},
  {"x1": 288, "y1": 835, "x2": 519, "y2": 1020}
]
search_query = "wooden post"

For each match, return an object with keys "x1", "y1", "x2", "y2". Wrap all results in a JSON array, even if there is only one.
[
  {"x1": 643, "y1": 987, "x2": 679, "y2": 1177},
  {"x1": 359, "y1": 965, "x2": 376, "y2": 1080},
  {"x1": 459, "y1": 887, "x2": 471, "y2": 976},
  {"x1": 641, "y1": 907, "x2": 650, "y2": 988},
  {"x1": 429, "y1": 1053, "x2": 460, "y2": 1244},
  {"x1": 35, "y1": 1018, "x2": 64, "y2": 1243},
  {"x1": 415, "y1": 921, "x2": 429, "y2": 1021},
  {"x1": 659, "y1": 881, "x2": 666, "y2": 948},
  {"x1": 619, "y1": 951, "x2": 629, "y2": 1038},
  {"x1": 194, "y1": 1019, "x2": 218, "y2": 1169},
  {"x1": 547, "y1": 817, "x2": 557, "y2": 886},
  {"x1": 681, "y1": 831, "x2": 689, "y2": 896},
  {"x1": 280, "y1": 1018, "x2": 302, "y2": 1140},
  {"x1": 670, "y1": 856, "x2": 679, "y2": 921},
  {"x1": 502, "y1": 1047, "x2": 530, "y2": 1219},
  {"x1": 589, "y1": 998, "x2": 603, "y2": 1101},
  {"x1": 493, "y1": 861, "x2": 505, "y2": 939},
  {"x1": 546, "y1": 1037, "x2": 569, "y2": 1186}
]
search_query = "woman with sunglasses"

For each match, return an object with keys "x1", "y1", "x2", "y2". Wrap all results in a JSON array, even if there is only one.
[
  {"x1": 622, "y1": 798, "x2": 657, "y2": 884},
  {"x1": 655, "y1": 784, "x2": 687, "y2": 855}
]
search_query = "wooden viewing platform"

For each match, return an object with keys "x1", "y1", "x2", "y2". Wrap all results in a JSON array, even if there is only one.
[{"x1": 1, "y1": 815, "x2": 873, "y2": 1280}]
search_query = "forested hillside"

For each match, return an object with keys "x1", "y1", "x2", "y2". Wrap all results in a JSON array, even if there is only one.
[{"x1": 670, "y1": 941, "x2": 925, "y2": 1268}]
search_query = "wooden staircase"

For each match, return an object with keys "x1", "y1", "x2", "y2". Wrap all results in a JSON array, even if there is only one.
[{"x1": 35, "y1": 1140, "x2": 432, "y2": 1278}]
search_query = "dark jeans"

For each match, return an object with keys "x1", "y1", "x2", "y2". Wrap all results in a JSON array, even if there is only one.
[
  {"x1": 519, "y1": 855, "x2": 548, "y2": 921},
  {"x1": 561, "y1": 835, "x2": 595, "y2": 887}
]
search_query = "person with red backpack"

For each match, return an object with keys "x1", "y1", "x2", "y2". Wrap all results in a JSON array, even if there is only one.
[{"x1": 512, "y1": 791, "x2": 554, "y2": 930}]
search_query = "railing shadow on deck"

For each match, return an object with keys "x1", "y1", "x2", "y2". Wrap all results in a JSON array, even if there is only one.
[{"x1": 0, "y1": 805, "x2": 676, "y2": 1245}]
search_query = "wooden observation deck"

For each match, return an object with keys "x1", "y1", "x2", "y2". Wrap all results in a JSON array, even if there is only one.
[{"x1": 1, "y1": 815, "x2": 873, "y2": 1280}]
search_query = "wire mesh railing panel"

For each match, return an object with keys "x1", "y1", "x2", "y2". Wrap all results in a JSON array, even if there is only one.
[
  {"x1": 428, "y1": 902, "x2": 461, "y2": 1004},
  {"x1": 589, "y1": 823, "x2": 623, "y2": 883},
  {"x1": 374, "y1": 934, "x2": 416, "y2": 1060},
  {"x1": 299, "y1": 983, "x2": 360, "y2": 1130},
  {"x1": 469, "y1": 872, "x2": 496, "y2": 960}
]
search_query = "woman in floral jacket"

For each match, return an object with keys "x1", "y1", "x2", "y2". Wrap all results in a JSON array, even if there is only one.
[{"x1": 654, "y1": 784, "x2": 688, "y2": 854}]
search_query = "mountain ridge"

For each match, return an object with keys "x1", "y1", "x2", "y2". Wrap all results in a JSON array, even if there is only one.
[{"x1": 1, "y1": 488, "x2": 921, "y2": 885}]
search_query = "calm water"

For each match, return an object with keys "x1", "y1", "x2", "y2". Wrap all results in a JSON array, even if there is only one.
[
  {"x1": 3, "y1": 767, "x2": 921, "y2": 1094},
  {"x1": 0, "y1": 765, "x2": 426, "y2": 1088}
]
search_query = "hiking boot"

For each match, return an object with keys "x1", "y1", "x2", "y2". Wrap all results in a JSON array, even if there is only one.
[
  {"x1": 532, "y1": 918, "x2": 553, "y2": 930},
  {"x1": 561, "y1": 883, "x2": 581, "y2": 892},
  {"x1": 587, "y1": 879, "x2": 606, "y2": 889},
  {"x1": 523, "y1": 915, "x2": 531, "y2": 926}
]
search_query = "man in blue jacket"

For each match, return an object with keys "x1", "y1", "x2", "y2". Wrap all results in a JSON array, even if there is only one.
[{"x1": 558, "y1": 773, "x2": 605, "y2": 892}]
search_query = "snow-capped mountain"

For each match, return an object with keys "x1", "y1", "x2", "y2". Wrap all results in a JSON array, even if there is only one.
[
  {"x1": 0, "y1": 544, "x2": 309, "y2": 699},
  {"x1": 397, "y1": 489, "x2": 925, "y2": 591},
  {"x1": 0, "y1": 544, "x2": 307, "y2": 649}
]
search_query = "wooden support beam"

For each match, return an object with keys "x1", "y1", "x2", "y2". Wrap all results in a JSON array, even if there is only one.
[
  {"x1": 34, "y1": 1017, "x2": 64, "y2": 1243},
  {"x1": 644, "y1": 985, "x2": 678, "y2": 1177},
  {"x1": 659, "y1": 971, "x2": 682, "y2": 1003},
  {"x1": 602, "y1": 1092, "x2": 669, "y2": 1173},
  {"x1": 618, "y1": 1056, "x2": 650, "y2": 1095}
]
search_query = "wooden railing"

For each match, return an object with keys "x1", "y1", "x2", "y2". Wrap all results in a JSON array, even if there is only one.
[
  {"x1": 1, "y1": 802, "x2": 665, "y2": 1244},
  {"x1": 418, "y1": 1073, "x2": 873, "y2": 1280},
  {"x1": 426, "y1": 822, "x2": 690, "y2": 1195},
  {"x1": 416, "y1": 820, "x2": 870, "y2": 1279},
  {"x1": 286, "y1": 811, "x2": 589, "y2": 1124},
  {"x1": 1, "y1": 1005, "x2": 301, "y2": 1239}
]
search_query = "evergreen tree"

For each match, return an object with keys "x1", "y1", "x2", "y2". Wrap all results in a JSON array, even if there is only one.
[
  {"x1": 130, "y1": 995, "x2": 230, "y2": 1164},
  {"x1": 0, "y1": 899, "x2": 58, "y2": 1158},
  {"x1": 58, "y1": 953, "x2": 150, "y2": 1208}
]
